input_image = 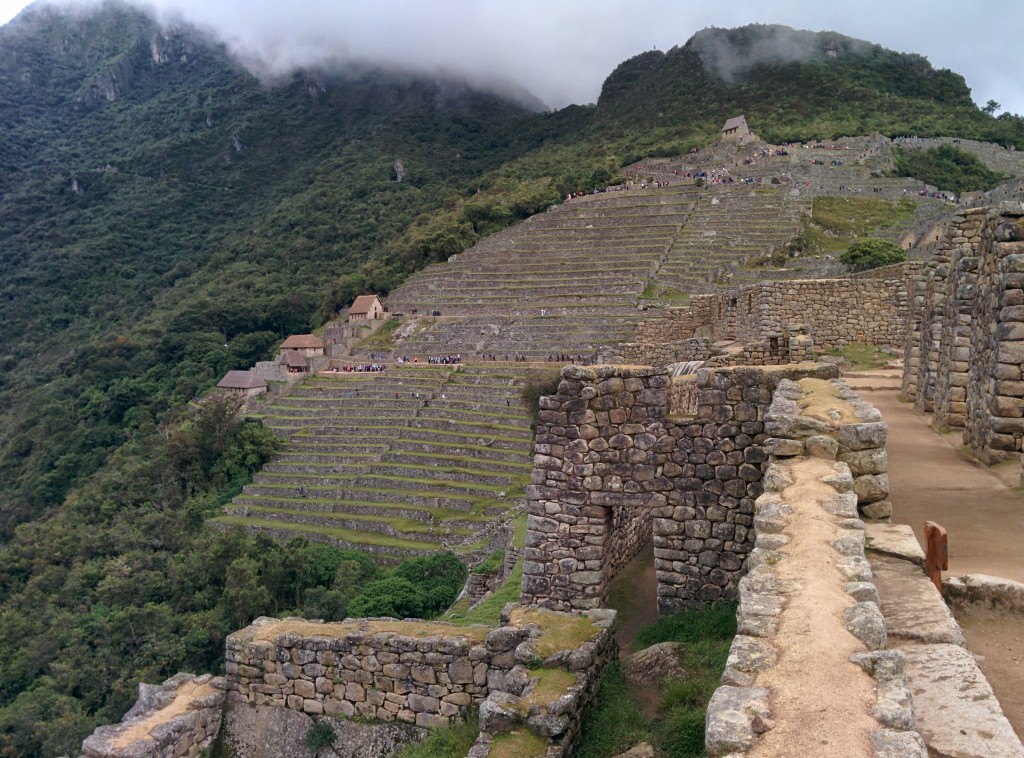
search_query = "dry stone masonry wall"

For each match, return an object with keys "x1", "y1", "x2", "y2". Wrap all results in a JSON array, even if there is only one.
[
  {"x1": 706, "y1": 378, "x2": 924, "y2": 758},
  {"x1": 522, "y1": 363, "x2": 839, "y2": 615},
  {"x1": 625, "y1": 264, "x2": 917, "y2": 367},
  {"x1": 903, "y1": 202, "x2": 1024, "y2": 463},
  {"x1": 81, "y1": 673, "x2": 226, "y2": 758}
]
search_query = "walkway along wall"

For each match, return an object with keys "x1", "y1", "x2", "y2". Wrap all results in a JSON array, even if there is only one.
[
  {"x1": 520, "y1": 362, "x2": 880, "y2": 615},
  {"x1": 903, "y1": 202, "x2": 1024, "y2": 462}
]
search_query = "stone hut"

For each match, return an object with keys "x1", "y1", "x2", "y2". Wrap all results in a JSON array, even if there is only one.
[
  {"x1": 279, "y1": 352, "x2": 309, "y2": 374},
  {"x1": 279, "y1": 334, "x2": 325, "y2": 358},
  {"x1": 721, "y1": 115, "x2": 751, "y2": 141},
  {"x1": 347, "y1": 294, "x2": 386, "y2": 321},
  {"x1": 216, "y1": 370, "x2": 267, "y2": 399}
]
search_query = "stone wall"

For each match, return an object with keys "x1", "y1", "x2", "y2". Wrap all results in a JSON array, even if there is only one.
[
  {"x1": 522, "y1": 363, "x2": 839, "y2": 615},
  {"x1": 903, "y1": 202, "x2": 1024, "y2": 462},
  {"x1": 81, "y1": 673, "x2": 226, "y2": 758},
  {"x1": 225, "y1": 617, "x2": 494, "y2": 728},
  {"x1": 706, "y1": 378, "x2": 923, "y2": 756},
  {"x1": 624, "y1": 265, "x2": 917, "y2": 367},
  {"x1": 470, "y1": 606, "x2": 617, "y2": 758}
]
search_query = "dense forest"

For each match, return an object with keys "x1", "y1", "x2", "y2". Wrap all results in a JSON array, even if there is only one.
[{"x1": 1, "y1": 5, "x2": 1022, "y2": 754}]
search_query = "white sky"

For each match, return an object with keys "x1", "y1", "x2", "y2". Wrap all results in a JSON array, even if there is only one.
[{"x1": 2, "y1": 0, "x2": 1022, "y2": 116}]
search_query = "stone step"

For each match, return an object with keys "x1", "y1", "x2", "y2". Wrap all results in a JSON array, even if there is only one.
[
  {"x1": 380, "y1": 450, "x2": 531, "y2": 473},
  {"x1": 392, "y1": 438, "x2": 529, "y2": 464}
]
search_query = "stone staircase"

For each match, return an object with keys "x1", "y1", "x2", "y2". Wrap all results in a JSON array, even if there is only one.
[{"x1": 214, "y1": 364, "x2": 534, "y2": 559}]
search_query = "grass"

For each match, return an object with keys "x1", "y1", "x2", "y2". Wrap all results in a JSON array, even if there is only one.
[
  {"x1": 446, "y1": 561, "x2": 523, "y2": 627},
  {"x1": 210, "y1": 516, "x2": 440, "y2": 550},
  {"x1": 507, "y1": 607, "x2": 602, "y2": 657},
  {"x1": 826, "y1": 342, "x2": 894, "y2": 370},
  {"x1": 576, "y1": 603, "x2": 737, "y2": 758},
  {"x1": 393, "y1": 713, "x2": 481, "y2": 758},
  {"x1": 804, "y1": 196, "x2": 916, "y2": 254},
  {"x1": 516, "y1": 668, "x2": 579, "y2": 712},
  {"x1": 356, "y1": 317, "x2": 403, "y2": 349},
  {"x1": 228, "y1": 505, "x2": 477, "y2": 537},
  {"x1": 475, "y1": 549, "x2": 505, "y2": 575},
  {"x1": 574, "y1": 662, "x2": 654, "y2": 758},
  {"x1": 488, "y1": 730, "x2": 550, "y2": 758}
]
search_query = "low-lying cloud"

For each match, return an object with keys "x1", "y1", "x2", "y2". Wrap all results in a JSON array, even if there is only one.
[{"x1": 11, "y1": 0, "x2": 1024, "y2": 115}]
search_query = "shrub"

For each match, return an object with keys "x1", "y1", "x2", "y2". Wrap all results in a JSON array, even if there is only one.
[{"x1": 839, "y1": 238, "x2": 907, "y2": 272}]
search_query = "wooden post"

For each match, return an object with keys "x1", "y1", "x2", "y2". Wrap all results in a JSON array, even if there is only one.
[{"x1": 924, "y1": 521, "x2": 948, "y2": 592}]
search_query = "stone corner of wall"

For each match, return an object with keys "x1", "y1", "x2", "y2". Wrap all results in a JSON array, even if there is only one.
[{"x1": 80, "y1": 672, "x2": 226, "y2": 758}]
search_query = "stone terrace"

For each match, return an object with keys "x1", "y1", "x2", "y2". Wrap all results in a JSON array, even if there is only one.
[
  {"x1": 383, "y1": 185, "x2": 700, "y2": 361},
  {"x1": 650, "y1": 185, "x2": 812, "y2": 295},
  {"x1": 215, "y1": 364, "x2": 534, "y2": 559}
]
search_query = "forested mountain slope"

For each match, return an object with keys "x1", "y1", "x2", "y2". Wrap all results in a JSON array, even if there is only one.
[{"x1": 1, "y1": 6, "x2": 1022, "y2": 754}]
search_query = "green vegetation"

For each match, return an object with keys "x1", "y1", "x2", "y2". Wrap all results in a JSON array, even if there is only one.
[
  {"x1": 576, "y1": 603, "x2": 737, "y2": 758},
  {"x1": 347, "y1": 552, "x2": 467, "y2": 619},
  {"x1": 894, "y1": 144, "x2": 1007, "y2": 193},
  {"x1": 394, "y1": 712, "x2": 481, "y2": 758},
  {"x1": 521, "y1": 367, "x2": 564, "y2": 419},
  {"x1": 304, "y1": 719, "x2": 338, "y2": 756},
  {"x1": 826, "y1": 343, "x2": 894, "y2": 370},
  {"x1": 840, "y1": 238, "x2": 908, "y2": 272},
  {"x1": 1, "y1": 7, "x2": 1022, "y2": 755},
  {"x1": 356, "y1": 317, "x2": 403, "y2": 349},
  {"x1": 446, "y1": 561, "x2": 524, "y2": 627},
  {"x1": 475, "y1": 549, "x2": 506, "y2": 575},
  {"x1": 804, "y1": 196, "x2": 917, "y2": 254}
]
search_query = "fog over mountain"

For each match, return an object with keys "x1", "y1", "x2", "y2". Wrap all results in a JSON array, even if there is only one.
[{"x1": 2, "y1": 0, "x2": 1021, "y2": 114}]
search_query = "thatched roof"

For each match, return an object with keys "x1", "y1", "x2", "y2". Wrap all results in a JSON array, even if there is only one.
[
  {"x1": 280, "y1": 334, "x2": 324, "y2": 350},
  {"x1": 217, "y1": 370, "x2": 266, "y2": 390},
  {"x1": 722, "y1": 115, "x2": 748, "y2": 131}
]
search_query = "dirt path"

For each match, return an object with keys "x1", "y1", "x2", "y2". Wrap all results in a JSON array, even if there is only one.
[
  {"x1": 847, "y1": 367, "x2": 1024, "y2": 738},
  {"x1": 606, "y1": 542, "x2": 662, "y2": 715},
  {"x1": 846, "y1": 369, "x2": 1024, "y2": 583}
]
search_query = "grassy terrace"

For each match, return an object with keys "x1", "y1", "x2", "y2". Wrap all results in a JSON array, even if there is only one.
[{"x1": 222, "y1": 365, "x2": 533, "y2": 557}]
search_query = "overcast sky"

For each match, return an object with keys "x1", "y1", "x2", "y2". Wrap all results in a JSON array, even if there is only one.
[{"x1": 2, "y1": 0, "x2": 1021, "y2": 116}]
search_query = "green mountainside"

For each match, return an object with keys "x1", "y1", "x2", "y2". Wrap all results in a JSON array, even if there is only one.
[{"x1": 0, "y1": 6, "x2": 1021, "y2": 754}]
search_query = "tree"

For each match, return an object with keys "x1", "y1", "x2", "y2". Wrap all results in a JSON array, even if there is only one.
[
  {"x1": 983, "y1": 99, "x2": 1001, "y2": 115},
  {"x1": 839, "y1": 238, "x2": 907, "y2": 272}
]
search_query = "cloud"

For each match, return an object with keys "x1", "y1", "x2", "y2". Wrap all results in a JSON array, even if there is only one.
[{"x1": 7, "y1": 0, "x2": 1024, "y2": 115}]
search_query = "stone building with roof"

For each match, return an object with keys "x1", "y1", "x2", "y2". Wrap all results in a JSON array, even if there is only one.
[
  {"x1": 721, "y1": 115, "x2": 752, "y2": 141},
  {"x1": 347, "y1": 294, "x2": 386, "y2": 321},
  {"x1": 216, "y1": 370, "x2": 267, "y2": 399}
]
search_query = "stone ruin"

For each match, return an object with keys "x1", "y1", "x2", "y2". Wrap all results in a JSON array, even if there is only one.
[{"x1": 904, "y1": 202, "x2": 1024, "y2": 464}]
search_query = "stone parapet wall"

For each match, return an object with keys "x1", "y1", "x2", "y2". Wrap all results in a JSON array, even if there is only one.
[
  {"x1": 81, "y1": 673, "x2": 226, "y2": 758},
  {"x1": 225, "y1": 618, "x2": 496, "y2": 728},
  {"x1": 522, "y1": 363, "x2": 839, "y2": 615},
  {"x1": 706, "y1": 378, "x2": 924, "y2": 757}
]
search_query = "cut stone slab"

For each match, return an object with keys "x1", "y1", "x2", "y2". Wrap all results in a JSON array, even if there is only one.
[
  {"x1": 945, "y1": 573, "x2": 1024, "y2": 614},
  {"x1": 869, "y1": 553, "x2": 965, "y2": 646},
  {"x1": 705, "y1": 686, "x2": 770, "y2": 757},
  {"x1": 865, "y1": 523, "x2": 925, "y2": 567},
  {"x1": 903, "y1": 643, "x2": 1024, "y2": 758}
]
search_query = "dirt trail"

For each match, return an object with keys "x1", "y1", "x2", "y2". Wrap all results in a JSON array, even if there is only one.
[
  {"x1": 847, "y1": 367, "x2": 1024, "y2": 737},
  {"x1": 846, "y1": 369, "x2": 1024, "y2": 582}
]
